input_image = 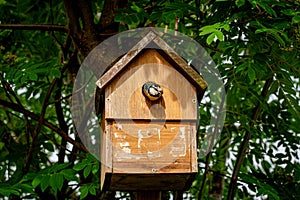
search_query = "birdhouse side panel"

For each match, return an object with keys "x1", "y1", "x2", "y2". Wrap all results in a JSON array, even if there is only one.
[{"x1": 100, "y1": 117, "x2": 113, "y2": 190}]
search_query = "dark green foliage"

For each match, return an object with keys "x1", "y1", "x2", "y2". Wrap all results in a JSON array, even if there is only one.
[{"x1": 0, "y1": 0, "x2": 299, "y2": 199}]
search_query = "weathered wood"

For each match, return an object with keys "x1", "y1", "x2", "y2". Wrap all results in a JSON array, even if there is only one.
[
  {"x1": 111, "y1": 121, "x2": 194, "y2": 171},
  {"x1": 103, "y1": 173, "x2": 196, "y2": 191},
  {"x1": 96, "y1": 31, "x2": 157, "y2": 89},
  {"x1": 100, "y1": 120, "x2": 198, "y2": 190},
  {"x1": 96, "y1": 31, "x2": 207, "y2": 94},
  {"x1": 153, "y1": 36, "x2": 208, "y2": 91},
  {"x1": 98, "y1": 33, "x2": 205, "y2": 191},
  {"x1": 100, "y1": 113, "x2": 113, "y2": 189}
]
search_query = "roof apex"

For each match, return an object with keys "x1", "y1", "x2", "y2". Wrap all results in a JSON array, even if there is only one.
[{"x1": 96, "y1": 30, "x2": 207, "y2": 92}]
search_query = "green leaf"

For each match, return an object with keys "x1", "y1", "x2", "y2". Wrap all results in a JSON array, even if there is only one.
[
  {"x1": 80, "y1": 185, "x2": 89, "y2": 199},
  {"x1": 255, "y1": 28, "x2": 269, "y2": 34},
  {"x1": 83, "y1": 164, "x2": 92, "y2": 178},
  {"x1": 292, "y1": 15, "x2": 300, "y2": 24},
  {"x1": 49, "y1": 174, "x2": 58, "y2": 192},
  {"x1": 258, "y1": 2, "x2": 277, "y2": 17},
  {"x1": 114, "y1": 13, "x2": 124, "y2": 22},
  {"x1": 129, "y1": 14, "x2": 139, "y2": 24},
  {"x1": 239, "y1": 173, "x2": 257, "y2": 184},
  {"x1": 235, "y1": 0, "x2": 245, "y2": 8},
  {"x1": 20, "y1": 75, "x2": 28, "y2": 84},
  {"x1": 43, "y1": 142, "x2": 54, "y2": 152},
  {"x1": 223, "y1": 23, "x2": 230, "y2": 32},
  {"x1": 281, "y1": 9, "x2": 295, "y2": 16},
  {"x1": 28, "y1": 73, "x2": 38, "y2": 81},
  {"x1": 86, "y1": 153, "x2": 97, "y2": 162},
  {"x1": 15, "y1": 183, "x2": 34, "y2": 194},
  {"x1": 32, "y1": 175, "x2": 42, "y2": 188},
  {"x1": 214, "y1": 30, "x2": 224, "y2": 41},
  {"x1": 268, "y1": 81, "x2": 278, "y2": 94},
  {"x1": 248, "y1": 67, "x2": 256, "y2": 83},
  {"x1": 40, "y1": 175, "x2": 50, "y2": 192},
  {"x1": 206, "y1": 33, "x2": 215, "y2": 45},
  {"x1": 162, "y1": 11, "x2": 177, "y2": 23},
  {"x1": 73, "y1": 162, "x2": 86, "y2": 171},
  {"x1": 50, "y1": 68, "x2": 61, "y2": 78},
  {"x1": 257, "y1": 182, "x2": 279, "y2": 200},
  {"x1": 130, "y1": 5, "x2": 144, "y2": 13},
  {"x1": 236, "y1": 62, "x2": 248, "y2": 73},
  {"x1": 47, "y1": 163, "x2": 71, "y2": 173},
  {"x1": 55, "y1": 173, "x2": 64, "y2": 191},
  {"x1": 89, "y1": 185, "x2": 96, "y2": 195},
  {"x1": 0, "y1": 142, "x2": 5, "y2": 150},
  {"x1": 61, "y1": 169, "x2": 77, "y2": 181},
  {"x1": 92, "y1": 163, "x2": 99, "y2": 175},
  {"x1": 149, "y1": 12, "x2": 161, "y2": 21},
  {"x1": 0, "y1": 187, "x2": 20, "y2": 196},
  {"x1": 275, "y1": 153, "x2": 286, "y2": 159},
  {"x1": 200, "y1": 27, "x2": 216, "y2": 36},
  {"x1": 248, "y1": 0, "x2": 257, "y2": 7},
  {"x1": 255, "y1": 28, "x2": 286, "y2": 46}
]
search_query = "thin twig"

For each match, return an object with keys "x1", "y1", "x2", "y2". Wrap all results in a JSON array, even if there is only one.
[
  {"x1": 198, "y1": 152, "x2": 211, "y2": 200},
  {"x1": 0, "y1": 24, "x2": 68, "y2": 32},
  {"x1": 0, "y1": 99, "x2": 88, "y2": 152},
  {"x1": 24, "y1": 77, "x2": 59, "y2": 174},
  {"x1": 227, "y1": 77, "x2": 273, "y2": 199}
]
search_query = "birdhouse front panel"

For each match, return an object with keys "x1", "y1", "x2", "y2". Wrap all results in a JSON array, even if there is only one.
[
  {"x1": 104, "y1": 49, "x2": 198, "y2": 120},
  {"x1": 111, "y1": 121, "x2": 197, "y2": 173},
  {"x1": 99, "y1": 49, "x2": 201, "y2": 191}
]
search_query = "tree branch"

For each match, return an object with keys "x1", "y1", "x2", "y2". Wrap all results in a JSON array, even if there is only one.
[
  {"x1": 227, "y1": 77, "x2": 273, "y2": 199},
  {"x1": 55, "y1": 78, "x2": 69, "y2": 163},
  {"x1": 23, "y1": 77, "x2": 59, "y2": 174},
  {"x1": 0, "y1": 99, "x2": 88, "y2": 153},
  {"x1": 198, "y1": 152, "x2": 211, "y2": 200},
  {"x1": 98, "y1": 0, "x2": 128, "y2": 31},
  {"x1": 63, "y1": 0, "x2": 81, "y2": 36},
  {"x1": 77, "y1": 0, "x2": 95, "y2": 35},
  {"x1": 0, "y1": 24, "x2": 68, "y2": 32}
]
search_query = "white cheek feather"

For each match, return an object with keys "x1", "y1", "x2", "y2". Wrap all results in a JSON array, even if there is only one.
[{"x1": 148, "y1": 87, "x2": 156, "y2": 95}]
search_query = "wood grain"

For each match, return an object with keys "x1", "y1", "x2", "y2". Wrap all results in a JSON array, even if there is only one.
[
  {"x1": 100, "y1": 46, "x2": 202, "y2": 191},
  {"x1": 105, "y1": 49, "x2": 198, "y2": 120}
]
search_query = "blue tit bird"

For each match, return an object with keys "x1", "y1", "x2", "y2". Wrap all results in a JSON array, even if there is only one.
[{"x1": 142, "y1": 81, "x2": 163, "y2": 101}]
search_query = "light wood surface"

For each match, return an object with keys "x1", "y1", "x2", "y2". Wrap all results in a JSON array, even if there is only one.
[
  {"x1": 105, "y1": 49, "x2": 198, "y2": 120},
  {"x1": 100, "y1": 48, "x2": 201, "y2": 191}
]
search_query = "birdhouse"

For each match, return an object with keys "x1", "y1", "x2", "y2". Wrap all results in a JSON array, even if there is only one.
[{"x1": 96, "y1": 31, "x2": 207, "y2": 191}]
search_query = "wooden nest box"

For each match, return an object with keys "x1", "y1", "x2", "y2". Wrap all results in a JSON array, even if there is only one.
[{"x1": 96, "y1": 31, "x2": 207, "y2": 191}]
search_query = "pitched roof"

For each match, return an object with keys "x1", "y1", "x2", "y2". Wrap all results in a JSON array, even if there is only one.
[{"x1": 96, "y1": 30, "x2": 207, "y2": 94}]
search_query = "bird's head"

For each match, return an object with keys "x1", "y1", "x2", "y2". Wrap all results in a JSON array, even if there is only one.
[{"x1": 142, "y1": 82, "x2": 163, "y2": 101}]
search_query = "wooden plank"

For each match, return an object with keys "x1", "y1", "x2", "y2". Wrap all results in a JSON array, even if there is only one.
[
  {"x1": 101, "y1": 120, "x2": 198, "y2": 191},
  {"x1": 190, "y1": 125, "x2": 198, "y2": 173},
  {"x1": 96, "y1": 30, "x2": 207, "y2": 94},
  {"x1": 112, "y1": 162, "x2": 191, "y2": 173},
  {"x1": 152, "y1": 37, "x2": 208, "y2": 91},
  {"x1": 110, "y1": 121, "x2": 197, "y2": 174},
  {"x1": 100, "y1": 120, "x2": 113, "y2": 190},
  {"x1": 108, "y1": 173, "x2": 196, "y2": 191},
  {"x1": 105, "y1": 49, "x2": 198, "y2": 120},
  {"x1": 96, "y1": 31, "x2": 157, "y2": 90}
]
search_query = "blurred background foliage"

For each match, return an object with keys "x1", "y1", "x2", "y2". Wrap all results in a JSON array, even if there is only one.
[{"x1": 0, "y1": 0, "x2": 299, "y2": 199}]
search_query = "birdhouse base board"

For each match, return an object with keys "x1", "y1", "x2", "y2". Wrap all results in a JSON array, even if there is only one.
[{"x1": 101, "y1": 172, "x2": 197, "y2": 191}]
